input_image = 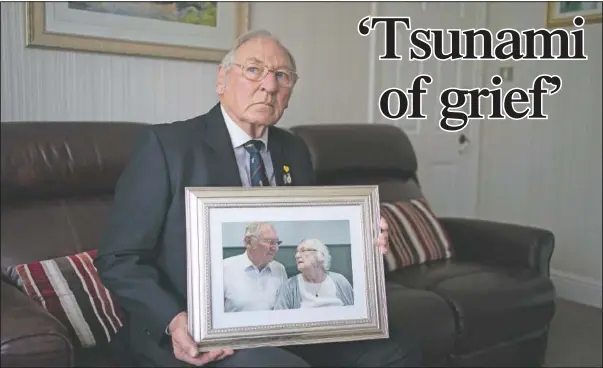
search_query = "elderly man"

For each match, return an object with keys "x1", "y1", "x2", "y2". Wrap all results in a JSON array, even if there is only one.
[
  {"x1": 223, "y1": 222, "x2": 288, "y2": 312},
  {"x1": 95, "y1": 29, "x2": 420, "y2": 367}
]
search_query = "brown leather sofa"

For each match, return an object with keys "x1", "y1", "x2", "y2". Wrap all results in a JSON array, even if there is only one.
[{"x1": 1, "y1": 121, "x2": 556, "y2": 367}]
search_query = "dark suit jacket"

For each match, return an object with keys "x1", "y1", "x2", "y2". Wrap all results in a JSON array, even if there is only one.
[{"x1": 95, "y1": 103, "x2": 315, "y2": 365}]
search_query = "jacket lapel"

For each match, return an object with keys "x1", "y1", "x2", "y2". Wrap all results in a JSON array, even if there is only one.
[
  {"x1": 268, "y1": 128, "x2": 286, "y2": 187},
  {"x1": 196, "y1": 104, "x2": 298, "y2": 188},
  {"x1": 198, "y1": 104, "x2": 242, "y2": 187}
]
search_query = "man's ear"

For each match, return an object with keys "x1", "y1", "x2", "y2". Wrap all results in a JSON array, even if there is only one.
[{"x1": 216, "y1": 65, "x2": 227, "y2": 94}]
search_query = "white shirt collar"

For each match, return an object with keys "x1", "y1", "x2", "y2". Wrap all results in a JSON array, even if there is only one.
[
  {"x1": 240, "y1": 251, "x2": 273, "y2": 271},
  {"x1": 221, "y1": 104, "x2": 269, "y2": 150}
]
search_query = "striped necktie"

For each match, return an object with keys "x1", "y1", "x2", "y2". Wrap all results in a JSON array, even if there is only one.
[{"x1": 243, "y1": 140, "x2": 269, "y2": 187}]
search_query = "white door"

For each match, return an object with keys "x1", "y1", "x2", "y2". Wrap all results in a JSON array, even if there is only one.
[{"x1": 369, "y1": 1, "x2": 486, "y2": 218}]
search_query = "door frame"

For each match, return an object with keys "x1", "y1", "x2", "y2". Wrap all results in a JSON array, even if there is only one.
[{"x1": 366, "y1": 1, "x2": 488, "y2": 219}]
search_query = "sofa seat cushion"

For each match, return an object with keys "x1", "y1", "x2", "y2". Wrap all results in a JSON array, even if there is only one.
[
  {"x1": 385, "y1": 282, "x2": 456, "y2": 360},
  {"x1": 388, "y1": 262, "x2": 556, "y2": 354},
  {"x1": 386, "y1": 259, "x2": 488, "y2": 289},
  {"x1": 433, "y1": 268, "x2": 555, "y2": 353}
]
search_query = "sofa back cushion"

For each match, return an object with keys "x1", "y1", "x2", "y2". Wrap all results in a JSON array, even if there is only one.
[
  {"x1": 1, "y1": 122, "x2": 147, "y2": 270},
  {"x1": 290, "y1": 124, "x2": 424, "y2": 202}
]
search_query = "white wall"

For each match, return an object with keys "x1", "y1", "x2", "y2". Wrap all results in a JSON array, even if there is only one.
[
  {"x1": 0, "y1": 2, "x2": 370, "y2": 126},
  {"x1": 478, "y1": 2, "x2": 602, "y2": 308}
]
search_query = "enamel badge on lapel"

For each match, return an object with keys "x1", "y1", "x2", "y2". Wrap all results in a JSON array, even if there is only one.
[{"x1": 283, "y1": 165, "x2": 292, "y2": 185}]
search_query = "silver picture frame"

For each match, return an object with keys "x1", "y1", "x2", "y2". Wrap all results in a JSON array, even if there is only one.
[{"x1": 185, "y1": 185, "x2": 388, "y2": 352}]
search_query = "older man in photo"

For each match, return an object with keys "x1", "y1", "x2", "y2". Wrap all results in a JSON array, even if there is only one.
[
  {"x1": 223, "y1": 222, "x2": 288, "y2": 313},
  {"x1": 96, "y1": 28, "x2": 421, "y2": 367}
]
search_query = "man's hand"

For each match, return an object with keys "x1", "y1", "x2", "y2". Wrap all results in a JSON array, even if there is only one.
[
  {"x1": 376, "y1": 217, "x2": 389, "y2": 254},
  {"x1": 168, "y1": 312, "x2": 234, "y2": 366}
]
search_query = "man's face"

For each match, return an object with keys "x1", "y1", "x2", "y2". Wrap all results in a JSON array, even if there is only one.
[
  {"x1": 247, "y1": 225, "x2": 281, "y2": 266},
  {"x1": 217, "y1": 38, "x2": 296, "y2": 128}
]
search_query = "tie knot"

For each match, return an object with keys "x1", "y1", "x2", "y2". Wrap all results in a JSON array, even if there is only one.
[{"x1": 243, "y1": 140, "x2": 264, "y2": 154}]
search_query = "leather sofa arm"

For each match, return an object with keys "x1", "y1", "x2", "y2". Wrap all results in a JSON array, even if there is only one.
[
  {"x1": 439, "y1": 217, "x2": 555, "y2": 277},
  {"x1": 1, "y1": 280, "x2": 74, "y2": 367}
]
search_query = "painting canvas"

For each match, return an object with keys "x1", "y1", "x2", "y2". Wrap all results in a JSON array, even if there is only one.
[
  {"x1": 546, "y1": 1, "x2": 602, "y2": 27},
  {"x1": 186, "y1": 186, "x2": 389, "y2": 351},
  {"x1": 66, "y1": 2, "x2": 218, "y2": 27},
  {"x1": 25, "y1": 2, "x2": 248, "y2": 62}
]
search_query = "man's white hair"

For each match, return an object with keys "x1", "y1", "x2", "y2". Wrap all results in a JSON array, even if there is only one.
[
  {"x1": 244, "y1": 222, "x2": 274, "y2": 245},
  {"x1": 221, "y1": 29, "x2": 297, "y2": 71},
  {"x1": 301, "y1": 238, "x2": 331, "y2": 271}
]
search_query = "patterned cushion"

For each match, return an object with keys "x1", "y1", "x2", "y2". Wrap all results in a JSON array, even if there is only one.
[
  {"x1": 380, "y1": 198, "x2": 454, "y2": 272},
  {"x1": 10, "y1": 249, "x2": 124, "y2": 348}
]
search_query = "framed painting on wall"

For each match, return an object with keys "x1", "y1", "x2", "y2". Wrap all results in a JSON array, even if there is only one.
[
  {"x1": 25, "y1": 2, "x2": 249, "y2": 62},
  {"x1": 185, "y1": 185, "x2": 389, "y2": 351},
  {"x1": 546, "y1": 1, "x2": 602, "y2": 27}
]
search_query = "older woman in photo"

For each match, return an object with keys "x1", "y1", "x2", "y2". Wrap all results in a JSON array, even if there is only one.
[{"x1": 273, "y1": 239, "x2": 354, "y2": 309}]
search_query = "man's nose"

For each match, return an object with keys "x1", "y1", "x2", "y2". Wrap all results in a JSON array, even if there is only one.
[{"x1": 260, "y1": 71, "x2": 279, "y2": 92}]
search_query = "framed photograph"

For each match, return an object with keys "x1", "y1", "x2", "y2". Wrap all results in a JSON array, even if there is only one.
[
  {"x1": 546, "y1": 1, "x2": 602, "y2": 27},
  {"x1": 185, "y1": 185, "x2": 389, "y2": 351},
  {"x1": 25, "y1": 2, "x2": 249, "y2": 62}
]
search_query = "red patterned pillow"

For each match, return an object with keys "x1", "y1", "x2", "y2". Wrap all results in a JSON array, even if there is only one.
[
  {"x1": 11, "y1": 249, "x2": 124, "y2": 349},
  {"x1": 380, "y1": 198, "x2": 454, "y2": 272}
]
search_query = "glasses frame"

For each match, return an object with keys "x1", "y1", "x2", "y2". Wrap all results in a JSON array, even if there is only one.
[
  {"x1": 250, "y1": 235, "x2": 283, "y2": 246},
  {"x1": 232, "y1": 61, "x2": 299, "y2": 88}
]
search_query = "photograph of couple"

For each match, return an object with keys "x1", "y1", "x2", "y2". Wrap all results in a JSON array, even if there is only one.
[{"x1": 221, "y1": 220, "x2": 354, "y2": 313}]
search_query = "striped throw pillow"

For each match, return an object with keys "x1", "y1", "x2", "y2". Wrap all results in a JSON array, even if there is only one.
[
  {"x1": 380, "y1": 198, "x2": 454, "y2": 272},
  {"x1": 11, "y1": 249, "x2": 124, "y2": 349}
]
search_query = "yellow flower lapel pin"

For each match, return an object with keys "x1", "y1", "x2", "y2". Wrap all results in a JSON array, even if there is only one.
[{"x1": 283, "y1": 165, "x2": 292, "y2": 185}]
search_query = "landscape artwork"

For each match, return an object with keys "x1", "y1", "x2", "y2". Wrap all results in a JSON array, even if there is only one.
[
  {"x1": 558, "y1": 1, "x2": 598, "y2": 14},
  {"x1": 66, "y1": 2, "x2": 218, "y2": 27},
  {"x1": 546, "y1": 1, "x2": 602, "y2": 27},
  {"x1": 25, "y1": 2, "x2": 248, "y2": 62}
]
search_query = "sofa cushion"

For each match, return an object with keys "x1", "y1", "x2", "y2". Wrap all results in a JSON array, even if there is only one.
[
  {"x1": 432, "y1": 268, "x2": 556, "y2": 354},
  {"x1": 1, "y1": 280, "x2": 74, "y2": 367},
  {"x1": 1, "y1": 198, "x2": 114, "y2": 271},
  {"x1": 388, "y1": 261, "x2": 556, "y2": 354},
  {"x1": 386, "y1": 260, "x2": 490, "y2": 289},
  {"x1": 384, "y1": 282, "x2": 456, "y2": 361},
  {"x1": 380, "y1": 198, "x2": 454, "y2": 272},
  {"x1": 8, "y1": 249, "x2": 124, "y2": 349}
]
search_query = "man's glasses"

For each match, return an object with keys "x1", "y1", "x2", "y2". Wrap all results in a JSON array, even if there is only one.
[
  {"x1": 251, "y1": 235, "x2": 282, "y2": 246},
  {"x1": 232, "y1": 61, "x2": 298, "y2": 88}
]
